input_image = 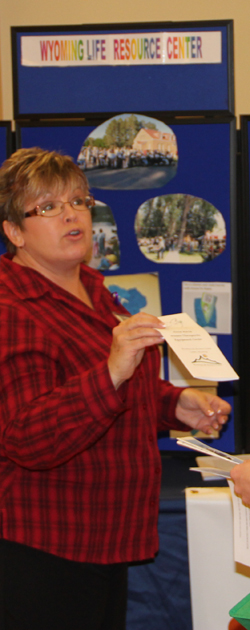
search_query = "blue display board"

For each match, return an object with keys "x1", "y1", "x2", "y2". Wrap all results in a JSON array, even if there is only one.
[
  {"x1": 16, "y1": 116, "x2": 238, "y2": 452},
  {"x1": 12, "y1": 20, "x2": 234, "y2": 119}
]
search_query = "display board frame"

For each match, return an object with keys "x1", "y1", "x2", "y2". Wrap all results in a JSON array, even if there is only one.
[
  {"x1": 15, "y1": 115, "x2": 240, "y2": 452},
  {"x1": 0, "y1": 121, "x2": 13, "y2": 254},
  {"x1": 0, "y1": 121, "x2": 12, "y2": 165},
  {"x1": 11, "y1": 19, "x2": 234, "y2": 120},
  {"x1": 238, "y1": 116, "x2": 250, "y2": 452}
]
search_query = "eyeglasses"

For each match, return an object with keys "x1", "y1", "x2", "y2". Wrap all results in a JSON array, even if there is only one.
[{"x1": 24, "y1": 194, "x2": 95, "y2": 218}]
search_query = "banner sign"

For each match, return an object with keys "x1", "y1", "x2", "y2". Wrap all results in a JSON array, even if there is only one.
[{"x1": 21, "y1": 31, "x2": 221, "y2": 67}]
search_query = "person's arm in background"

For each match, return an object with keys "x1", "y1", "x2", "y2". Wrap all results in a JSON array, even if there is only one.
[{"x1": 231, "y1": 461, "x2": 250, "y2": 506}]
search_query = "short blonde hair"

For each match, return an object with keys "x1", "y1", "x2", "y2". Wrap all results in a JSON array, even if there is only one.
[{"x1": 0, "y1": 147, "x2": 89, "y2": 253}]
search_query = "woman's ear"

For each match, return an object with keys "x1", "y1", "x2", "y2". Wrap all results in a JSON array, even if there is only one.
[{"x1": 2, "y1": 220, "x2": 25, "y2": 248}]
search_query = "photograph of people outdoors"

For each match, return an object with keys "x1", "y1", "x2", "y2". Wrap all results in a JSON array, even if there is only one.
[
  {"x1": 77, "y1": 114, "x2": 178, "y2": 189},
  {"x1": 86, "y1": 200, "x2": 120, "y2": 271},
  {"x1": 135, "y1": 194, "x2": 226, "y2": 264}
]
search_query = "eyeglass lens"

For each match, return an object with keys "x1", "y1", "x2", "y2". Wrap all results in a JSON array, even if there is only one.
[{"x1": 26, "y1": 195, "x2": 95, "y2": 218}]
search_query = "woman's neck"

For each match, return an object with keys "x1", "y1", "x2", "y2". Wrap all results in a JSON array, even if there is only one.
[{"x1": 12, "y1": 252, "x2": 94, "y2": 309}]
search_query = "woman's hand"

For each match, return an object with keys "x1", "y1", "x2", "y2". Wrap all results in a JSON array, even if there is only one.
[
  {"x1": 175, "y1": 388, "x2": 231, "y2": 434},
  {"x1": 108, "y1": 313, "x2": 165, "y2": 390},
  {"x1": 231, "y1": 461, "x2": 250, "y2": 506}
]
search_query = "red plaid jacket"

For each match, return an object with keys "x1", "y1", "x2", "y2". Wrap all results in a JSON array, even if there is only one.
[{"x1": 0, "y1": 254, "x2": 185, "y2": 563}]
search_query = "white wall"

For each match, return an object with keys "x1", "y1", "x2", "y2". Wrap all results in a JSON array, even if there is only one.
[{"x1": 1, "y1": 0, "x2": 250, "y2": 123}]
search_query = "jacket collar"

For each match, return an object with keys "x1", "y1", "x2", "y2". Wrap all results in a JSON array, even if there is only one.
[{"x1": 0, "y1": 253, "x2": 104, "y2": 304}]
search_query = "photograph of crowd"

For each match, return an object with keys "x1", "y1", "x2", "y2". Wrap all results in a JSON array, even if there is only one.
[
  {"x1": 77, "y1": 114, "x2": 178, "y2": 189},
  {"x1": 86, "y1": 200, "x2": 120, "y2": 271},
  {"x1": 135, "y1": 194, "x2": 226, "y2": 264}
]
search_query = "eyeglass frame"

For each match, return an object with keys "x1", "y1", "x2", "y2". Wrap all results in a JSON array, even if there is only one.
[{"x1": 23, "y1": 194, "x2": 95, "y2": 219}]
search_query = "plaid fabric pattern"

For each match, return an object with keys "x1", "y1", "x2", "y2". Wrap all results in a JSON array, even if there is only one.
[{"x1": 0, "y1": 254, "x2": 185, "y2": 563}]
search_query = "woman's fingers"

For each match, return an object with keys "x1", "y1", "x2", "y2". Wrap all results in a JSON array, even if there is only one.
[
  {"x1": 116, "y1": 312, "x2": 165, "y2": 332},
  {"x1": 108, "y1": 314, "x2": 164, "y2": 389}
]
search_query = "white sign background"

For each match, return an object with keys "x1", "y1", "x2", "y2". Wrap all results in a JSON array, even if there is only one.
[{"x1": 21, "y1": 32, "x2": 222, "y2": 67}]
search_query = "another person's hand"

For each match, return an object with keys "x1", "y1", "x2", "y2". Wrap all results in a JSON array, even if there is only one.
[
  {"x1": 231, "y1": 460, "x2": 250, "y2": 506},
  {"x1": 108, "y1": 313, "x2": 165, "y2": 390},
  {"x1": 175, "y1": 388, "x2": 231, "y2": 434}
]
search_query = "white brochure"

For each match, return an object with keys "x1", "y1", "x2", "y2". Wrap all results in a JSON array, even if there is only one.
[{"x1": 158, "y1": 312, "x2": 239, "y2": 381}]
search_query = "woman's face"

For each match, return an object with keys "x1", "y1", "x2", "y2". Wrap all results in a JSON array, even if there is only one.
[{"x1": 6, "y1": 183, "x2": 93, "y2": 276}]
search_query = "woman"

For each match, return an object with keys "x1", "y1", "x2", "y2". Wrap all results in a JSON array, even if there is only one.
[{"x1": 0, "y1": 148, "x2": 230, "y2": 630}]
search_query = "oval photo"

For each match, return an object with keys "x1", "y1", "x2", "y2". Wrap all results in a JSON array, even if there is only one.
[
  {"x1": 77, "y1": 114, "x2": 178, "y2": 190},
  {"x1": 135, "y1": 194, "x2": 226, "y2": 264},
  {"x1": 86, "y1": 200, "x2": 120, "y2": 271}
]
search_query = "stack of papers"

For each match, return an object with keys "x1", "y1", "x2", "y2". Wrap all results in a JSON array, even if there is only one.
[
  {"x1": 176, "y1": 436, "x2": 243, "y2": 478},
  {"x1": 178, "y1": 436, "x2": 250, "y2": 567}
]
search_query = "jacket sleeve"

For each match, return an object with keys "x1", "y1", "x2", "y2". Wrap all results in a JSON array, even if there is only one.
[
  {"x1": 0, "y1": 305, "x2": 128, "y2": 470},
  {"x1": 156, "y1": 378, "x2": 190, "y2": 432}
]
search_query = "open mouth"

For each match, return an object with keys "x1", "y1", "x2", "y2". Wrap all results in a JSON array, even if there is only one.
[{"x1": 65, "y1": 229, "x2": 82, "y2": 237}]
